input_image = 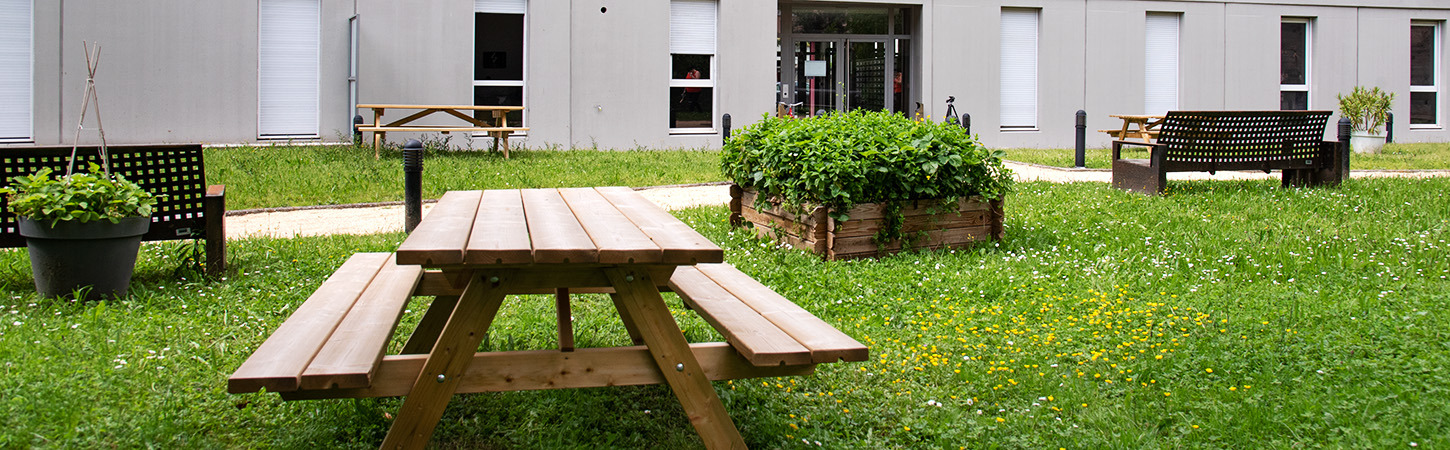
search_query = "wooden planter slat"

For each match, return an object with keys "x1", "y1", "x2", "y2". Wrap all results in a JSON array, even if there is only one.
[{"x1": 730, "y1": 185, "x2": 1004, "y2": 260}]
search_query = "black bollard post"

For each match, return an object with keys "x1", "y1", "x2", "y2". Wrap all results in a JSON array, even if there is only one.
[
  {"x1": 722, "y1": 113, "x2": 732, "y2": 145},
  {"x1": 962, "y1": 112, "x2": 971, "y2": 136},
  {"x1": 1337, "y1": 117, "x2": 1352, "y2": 181},
  {"x1": 1075, "y1": 110, "x2": 1087, "y2": 168},
  {"x1": 1385, "y1": 111, "x2": 1394, "y2": 143},
  {"x1": 353, "y1": 115, "x2": 364, "y2": 146},
  {"x1": 403, "y1": 139, "x2": 423, "y2": 233}
]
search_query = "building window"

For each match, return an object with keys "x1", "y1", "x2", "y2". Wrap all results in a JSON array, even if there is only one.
[
  {"x1": 1280, "y1": 18, "x2": 1311, "y2": 110},
  {"x1": 475, "y1": 0, "x2": 527, "y2": 131},
  {"x1": 259, "y1": 0, "x2": 320, "y2": 138},
  {"x1": 1144, "y1": 12, "x2": 1180, "y2": 116},
  {"x1": 1411, "y1": 21, "x2": 1441, "y2": 127},
  {"x1": 670, "y1": 0, "x2": 716, "y2": 132},
  {"x1": 0, "y1": 0, "x2": 32, "y2": 142},
  {"x1": 1000, "y1": 8, "x2": 1039, "y2": 130}
]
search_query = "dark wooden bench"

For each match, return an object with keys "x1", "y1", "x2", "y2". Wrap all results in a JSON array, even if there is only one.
[
  {"x1": 228, "y1": 257, "x2": 866, "y2": 397},
  {"x1": 1111, "y1": 111, "x2": 1346, "y2": 195},
  {"x1": 0, "y1": 144, "x2": 227, "y2": 275}
]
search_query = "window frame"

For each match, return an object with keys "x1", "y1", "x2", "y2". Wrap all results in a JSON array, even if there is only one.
[
  {"x1": 474, "y1": 1, "x2": 528, "y2": 137},
  {"x1": 1144, "y1": 12, "x2": 1181, "y2": 116},
  {"x1": 669, "y1": 0, "x2": 718, "y2": 134},
  {"x1": 1280, "y1": 17, "x2": 1312, "y2": 110},
  {"x1": 1411, "y1": 20, "x2": 1442, "y2": 129},
  {"x1": 999, "y1": 7, "x2": 1040, "y2": 131},
  {"x1": 0, "y1": 0, "x2": 32, "y2": 143},
  {"x1": 257, "y1": 0, "x2": 322, "y2": 139}
]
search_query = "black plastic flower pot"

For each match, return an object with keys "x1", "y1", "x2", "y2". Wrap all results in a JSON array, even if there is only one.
[{"x1": 19, "y1": 216, "x2": 150, "y2": 300}]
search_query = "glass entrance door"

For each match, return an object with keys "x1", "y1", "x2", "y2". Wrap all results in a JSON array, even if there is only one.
[
  {"x1": 847, "y1": 40, "x2": 887, "y2": 112},
  {"x1": 793, "y1": 40, "x2": 838, "y2": 116}
]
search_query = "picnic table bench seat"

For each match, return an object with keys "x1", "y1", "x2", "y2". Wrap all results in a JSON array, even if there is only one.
[{"x1": 1111, "y1": 110, "x2": 1346, "y2": 195}]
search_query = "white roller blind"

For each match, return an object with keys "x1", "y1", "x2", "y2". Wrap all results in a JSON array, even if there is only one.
[
  {"x1": 1145, "y1": 13, "x2": 1180, "y2": 116},
  {"x1": 259, "y1": 0, "x2": 320, "y2": 137},
  {"x1": 475, "y1": 0, "x2": 524, "y2": 14},
  {"x1": 670, "y1": 0, "x2": 716, "y2": 55},
  {"x1": 1000, "y1": 9, "x2": 1039, "y2": 129},
  {"x1": 0, "y1": 0, "x2": 32, "y2": 140}
]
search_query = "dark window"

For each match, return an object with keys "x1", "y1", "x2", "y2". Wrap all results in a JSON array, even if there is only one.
[
  {"x1": 475, "y1": 13, "x2": 524, "y2": 81},
  {"x1": 474, "y1": 86, "x2": 522, "y2": 125},
  {"x1": 792, "y1": 7, "x2": 888, "y2": 35},
  {"x1": 1411, "y1": 25, "x2": 1436, "y2": 87},
  {"x1": 1281, "y1": 91, "x2": 1308, "y2": 111},
  {"x1": 671, "y1": 54, "x2": 712, "y2": 80},
  {"x1": 1281, "y1": 22, "x2": 1307, "y2": 86},
  {"x1": 670, "y1": 87, "x2": 713, "y2": 129}
]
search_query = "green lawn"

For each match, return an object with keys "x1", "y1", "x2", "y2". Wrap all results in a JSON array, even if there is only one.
[
  {"x1": 1, "y1": 177, "x2": 1446, "y2": 448},
  {"x1": 1006, "y1": 142, "x2": 1450, "y2": 170},
  {"x1": 208, "y1": 144, "x2": 723, "y2": 210}
]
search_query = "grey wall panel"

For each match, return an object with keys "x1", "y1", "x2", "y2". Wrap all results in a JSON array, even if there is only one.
[
  {"x1": 1361, "y1": 8, "x2": 1450, "y2": 143},
  {"x1": 517, "y1": 2, "x2": 572, "y2": 149},
  {"x1": 57, "y1": 1, "x2": 258, "y2": 145},
  {"x1": 1223, "y1": 4, "x2": 1278, "y2": 110},
  {"x1": 319, "y1": 0, "x2": 354, "y2": 141},
  {"x1": 713, "y1": 0, "x2": 776, "y2": 144},
  {"x1": 31, "y1": 0, "x2": 61, "y2": 144},
  {"x1": 355, "y1": 0, "x2": 471, "y2": 145},
  {"x1": 569, "y1": 0, "x2": 670, "y2": 149}
]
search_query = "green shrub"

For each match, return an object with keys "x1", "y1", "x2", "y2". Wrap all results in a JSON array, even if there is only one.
[
  {"x1": 0, "y1": 164, "x2": 158, "y2": 226},
  {"x1": 720, "y1": 110, "x2": 1012, "y2": 222},
  {"x1": 1337, "y1": 86, "x2": 1395, "y2": 134}
]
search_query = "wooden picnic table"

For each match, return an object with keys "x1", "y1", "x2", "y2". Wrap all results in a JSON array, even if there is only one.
[
  {"x1": 357, "y1": 104, "x2": 527, "y2": 159},
  {"x1": 225, "y1": 187, "x2": 868, "y2": 449},
  {"x1": 1102, "y1": 114, "x2": 1165, "y2": 143}
]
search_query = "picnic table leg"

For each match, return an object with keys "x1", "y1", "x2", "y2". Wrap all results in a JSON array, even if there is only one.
[
  {"x1": 556, "y1": 288, "x2": 575, "y2": 352},
  {"x1": 381, "y1": 271, "x2": 508, "y2": 450},
  {"x1": 399, "y1": 295, "x2": 461, "y2": 354},
  {"x1": 605, "y1": 268, "x2": 746, "y2": 450},
  {"x1": 608, "y1": 293, "x2": 647, "y2": 345},
  {"x1": 373, "y1": 108, "x2": 385, "y2": 160}
]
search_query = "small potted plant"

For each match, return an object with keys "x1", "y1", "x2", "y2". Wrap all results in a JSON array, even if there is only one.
[
  {"x1": 1337, "y1": 86, "x2": 1395, "y2": 153},
  {"x1": 0, "y1": 163, "x2": 157, "y2": 299}
]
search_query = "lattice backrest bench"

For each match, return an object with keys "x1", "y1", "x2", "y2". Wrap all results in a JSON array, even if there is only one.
[
  {"x1": 0, "y1": 144, "x2": 226, "y2": 275},
  {"x1": 228, "y1": 254, "x2": 867, "y2": 407},
  {"x1": 1111, "y1": 110, "x2": 1346, "y2": 195}
]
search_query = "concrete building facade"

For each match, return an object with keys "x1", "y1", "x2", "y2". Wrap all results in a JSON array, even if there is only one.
[{"x1": 2, "y1": 0, "x2": 1449, "y2": 150}]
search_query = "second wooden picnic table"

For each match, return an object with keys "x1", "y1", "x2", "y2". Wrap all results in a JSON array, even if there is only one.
[
  {"x1": 1103, "y1": 114, "x2": 1165, "y2": 143},
  {"x1": 356, "y1": 104, "x2": 527, "y2": 159}
]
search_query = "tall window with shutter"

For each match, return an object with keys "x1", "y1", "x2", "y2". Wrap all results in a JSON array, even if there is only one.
[
  {"x1": 1280, "y1": 18, "x2": 1311, "y2": 110},
  {"x1": 1144, "y1": 12, "x2": 1180, "y2": 116},
  {"x1": 670, "y1": 0, "x2": 717, "y2": 132},
  {"x1": 1000, "y1": 8, "x2": 1039, "y2": 130},
  {"x1": 1411, "y1": 21, "x2": 1441, "y2": 127},
  {"x1": 259, "y1": 0, "x2": 320, "y2": 138},
  {"x1": 0, "y1": 0, "x2": 33, "y2": 142},
  {"x1": 475, "y1": 0, "x2": 526, "y2": 129}
]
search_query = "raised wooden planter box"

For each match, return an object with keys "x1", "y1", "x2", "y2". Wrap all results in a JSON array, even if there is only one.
[{"x1": 729, "y1": 185, "x2": 1004, "y2": 260}]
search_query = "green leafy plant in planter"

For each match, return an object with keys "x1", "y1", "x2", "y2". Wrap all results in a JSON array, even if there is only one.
[
  {"x1": 1, "y1": 163, "x2": 159, "y2": 299},
  {"x1": 722, "y1": 110, "x2": 1013, "y2": 251},
  {"x1": 1337, "y1": 86, "x2": 1395, "y2": 153},
  {"x1": 1337, "y1": 86, "x2": 1395, "y2": 135}
]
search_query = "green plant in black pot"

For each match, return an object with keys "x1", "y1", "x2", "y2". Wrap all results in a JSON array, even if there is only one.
[{"x1": 0, "y1": 163, "x2": 158, "y2": 299}]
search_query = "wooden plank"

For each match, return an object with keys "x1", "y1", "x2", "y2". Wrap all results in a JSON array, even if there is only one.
[
  {"x1": 357, "y1": 104, "x2": 524, "y2": 111},
  {"x1": 556, "y1": 288, "x2": 575, "y2": 352},
  {"x1": 830, "y1": 225, "x2": 994, "y2": 256},
  {"x1": 357, "y1": 127, "x2": 529, "y2": 133},
  {"x1": 607, "y1": 268, "x2": 746, "y2": 449},
  {"x1": 522, "y1": 189, "x2": 600, "y2": 264},
  {"x1": 397, "y1": 191, "x2": 482, "y2": 266},
  {"x1": 278, "y1": 343, "x2": 814, "y2": 400},
  {"x1": 741, "y1": 204, "x2": 822, "y2": 239},
  {"x1": 300, "y1": 256, "x2": 425, "y2": 390},
  {"x1": 559, "y1": 187, "x2": 663, "y2": 264},
  {"x1": 413, "y1": 266, "x2": 674, "y2": 296},
  {"x1": 595, "y1": 186, "x2": 723, "y2": 265},
  {"x1": 381, "y1": 271, "x2": 509, "y2": 450},
  {"x1": 464, "y1": 190, "x2": 533, "y2": 265},
  {"x1": 669, "y1": 266, "x2": 813, "y2": 366},
  {"x1": 227, "y1": 253, "x2": 391, "y2": 394},
  {"x1": 695, "y1": 264, "x2": 868, "y2": 364},
  {"x1": 833, "y1": 208, "x2": 993, "y2": 237}
]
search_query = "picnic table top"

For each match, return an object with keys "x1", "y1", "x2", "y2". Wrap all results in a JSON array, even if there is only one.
[
  {"x1": 1109, "y1": 114, "x2": 1165, "y2": 120},
  {"x1": 396, "y1": 187, "x2": 725, "y2": 267},
  {"x1": 357, "y1": 104, "x2": 525, "y2": 111}
]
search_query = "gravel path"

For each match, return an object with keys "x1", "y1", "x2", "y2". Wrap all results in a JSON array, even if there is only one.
[{"x1": 225, "y1": 164, "x2": 1449, "y2": 240}]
